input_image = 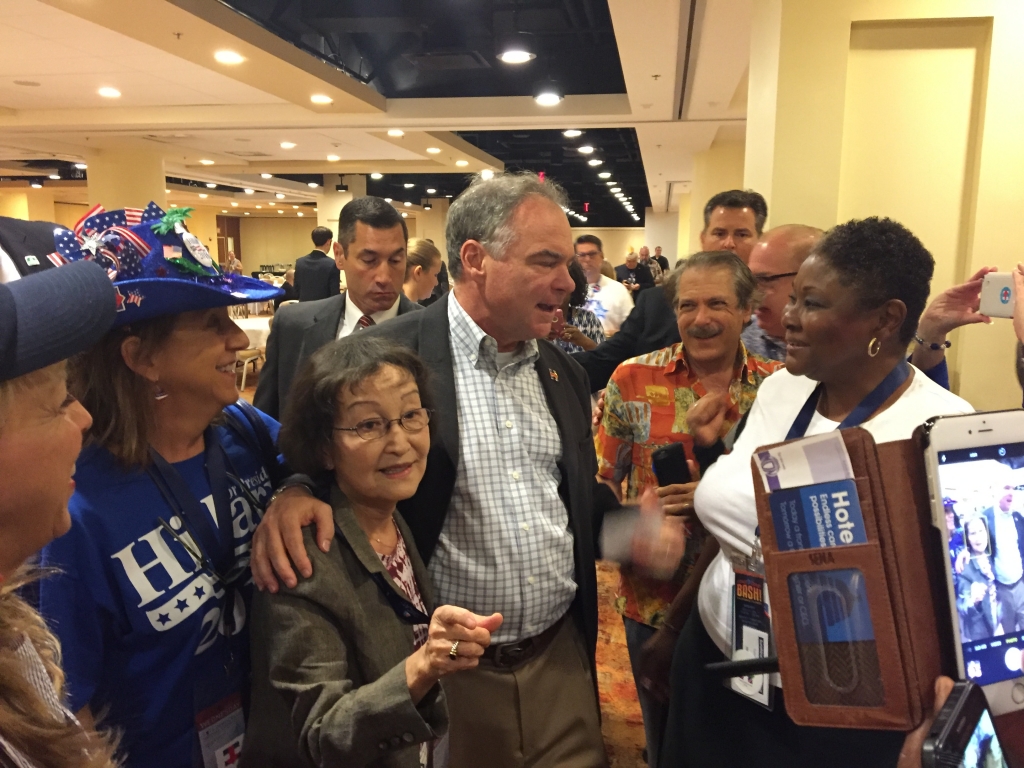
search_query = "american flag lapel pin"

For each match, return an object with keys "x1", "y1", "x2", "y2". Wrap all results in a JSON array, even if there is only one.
[{"x1": 549, "y1": 369, "x2": 559, "y2": 381}]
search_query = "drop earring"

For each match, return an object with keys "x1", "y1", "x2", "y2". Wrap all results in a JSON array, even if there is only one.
[{"x1": 154, "y1": 384, "x2": 169, "y2": 401}]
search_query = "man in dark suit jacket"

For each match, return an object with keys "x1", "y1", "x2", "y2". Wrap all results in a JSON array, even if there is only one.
[
  {"x1": 272, "y1": 268, "x2": 298, "y2": 309},
  {"x1": 293, "y1": 226, "x2": 342, "y2": 301},
  {"x1": 0, "y1": 215, "x2": 64, "y2": 281},
  {"x1": 254, "y1": 198, "x2": 421, "y2": 419},
  {"x1": 614, "y1": 252, "x2": 654, "y2": 301},
  {"x1": 983, "y1": 491, "x2": 1024, "y2": 633}
]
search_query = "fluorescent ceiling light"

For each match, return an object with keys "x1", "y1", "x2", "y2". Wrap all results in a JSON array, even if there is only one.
[
  {"x1": 98, "y1": 86, "x2": 120, "y2": 98},
  {"x1": 455, "y1": 160, "x2": 469, "y2": 167},
  {"x1": 426, "y1": 188, "x2": 436, "y2": 194},
  {"x1": 404, "y1": 183, "x2": 415, "y2": 188},
  {"x1": 387, "y1": 129, "x2": 405, "y2": 137},
  {"x1": 310, "y1": 94, "x2": 333, "y2": 105},
  {"x1": 261, "y1": 173, "x2": 273, "y2": 179},
  {"x1": 327, "y1": 154, "x2": 340, "y2": 162},
  {"x1": 244, "y1": 212, "x2": 250, "y2": 215},
  {"x1": 577, "y1": 146, "x2": 594, "y2": 154},
  {"x1": 426, "y1": 147, "x2": 441, "y2": 154},
  {"x1": 370, "y1": 172, "x2": 383, "y2": 180},
  {"x1": 598, "y1": 172, "x2": 611, "y2": 179},
  {"x1": 74, "y1": 163, "x2": 87, "y2": 170},
  {"x1": 214, "y1": 50, "x2": 245, "y2": 65},
  {"x1": 606, "y1": 181, "x2": 616, "y2": 186},
  {"x1": 611, "y1": 187, "x2": 621, "y2": 193},
  {"x1": 588, "y1": 159, "x2": 603, "y2": 166},
  {"x1": 563, "y1": 129, "x2": 582, "y2": 138},
  {"x1": 280, "y1": 141, "x2": 296, "y2": 149},
  {"x1": 200, "y1": 159, "x2": 215, "y2": 165}
]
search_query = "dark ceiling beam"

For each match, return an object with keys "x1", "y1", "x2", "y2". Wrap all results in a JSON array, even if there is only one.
[
  {"x1": 579, "y1": 0, "x2": 601, "y2": 45},
  {"x1": 308, "y1": 17, "x2": 423, "y2": 34}
]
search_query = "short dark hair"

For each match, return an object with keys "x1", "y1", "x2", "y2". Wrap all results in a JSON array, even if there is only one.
[
  {"x1": 279, "y1": 335, "x2": 435, "y2": 480},
  {"x1": 338, "y1": 196, "x2": 408, "y2": 253},
  {"x1": 703, "y1": 190, "x2": 769, "y2": 235},
  {"x1": 575, "y1": 234, "x2": 603, "y2": 251},
  {"x1": 311, "y1": 226, "x2": 333, "y2": 248},
  {"x1": 665, "y1": 251, "x2": 758, "y2": 310},
  {"x1": 568, "y1": 258, "x2": 588, "y2": 308},
  {"x1": 812, "y1": 217, "x2": 934, "y2": 345}
]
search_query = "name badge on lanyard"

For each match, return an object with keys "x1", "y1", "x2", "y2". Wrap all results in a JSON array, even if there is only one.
[
  {"x1": 196, "y1": 693, "x2": 245, "y2": 768},
  {"x1": 730, "y1": 528, "x2": 774, "y2": 708}
]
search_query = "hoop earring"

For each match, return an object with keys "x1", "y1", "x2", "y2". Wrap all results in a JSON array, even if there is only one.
[
  {"x1": 867, "y1": 338, "x2": 881, "y2": 358},
  {"x1": 154, "y1": 384, "x2": 169, "y2": 401}
]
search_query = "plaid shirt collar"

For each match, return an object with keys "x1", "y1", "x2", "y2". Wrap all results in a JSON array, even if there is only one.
[
  {"x1": 449, "y1": 292, "x2": 539, "y2": 372},
  {"x1": 664, "y1": 341, "x2": 757, "y2": 386}
]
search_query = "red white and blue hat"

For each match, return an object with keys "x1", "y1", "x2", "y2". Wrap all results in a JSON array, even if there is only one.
[{"x1": 52, "y1": 202, "x2": 281, "y2": 327}]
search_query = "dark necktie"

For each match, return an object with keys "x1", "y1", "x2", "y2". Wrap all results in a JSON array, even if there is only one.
[{"x1": 356, "y1": 314, "x2": 375, "y2": 330}]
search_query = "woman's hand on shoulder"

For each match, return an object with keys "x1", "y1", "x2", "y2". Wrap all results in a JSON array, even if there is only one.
[
  {"x1": 405, "y1": 607, "x2": 503, "y2": 703},
  {"x1": 251, "y1": 486, "x2": 334, "y2": 593}
]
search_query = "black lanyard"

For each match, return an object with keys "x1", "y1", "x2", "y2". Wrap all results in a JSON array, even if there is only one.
[
  {"x1": 147, "y1": 427, "x2": 233, "y2": 580},
  {"x1": 785, "y1": 362, "x2": 911, "y2": 440}
]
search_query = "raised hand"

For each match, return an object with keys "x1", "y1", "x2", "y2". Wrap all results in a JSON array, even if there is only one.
[
  {"x1": 630, "y1": 488, "x2": 686, "y2": 579},
  {"x1": 686, "y1": 391, "x2": 730, "y2": 447},
  {"x1": 405, "y1": 606, "x2": 503, "y2": 703}
]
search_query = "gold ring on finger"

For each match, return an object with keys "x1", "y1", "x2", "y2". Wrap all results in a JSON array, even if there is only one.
[{"x1": 449, "y1": 641, "x2": 459, "y2": 660}]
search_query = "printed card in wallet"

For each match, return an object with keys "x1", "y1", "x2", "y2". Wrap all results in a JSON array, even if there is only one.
[{"x1": 752, "y1": 427, "x2": 956, "y2": 731}]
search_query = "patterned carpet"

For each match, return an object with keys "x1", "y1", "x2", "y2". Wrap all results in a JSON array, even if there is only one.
[{"x1": 240, "y1": 374, "x2": 647, "y2": 766}]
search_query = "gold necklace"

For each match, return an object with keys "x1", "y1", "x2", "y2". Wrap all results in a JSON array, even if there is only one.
[{"x1": 372, "y1": 517, "x2": 398, "y2": 546}]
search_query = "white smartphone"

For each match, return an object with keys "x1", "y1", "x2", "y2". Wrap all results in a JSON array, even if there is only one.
[
  {"x1": 923, "y1": 410, "x2": 1024, "y2": 715},
  {"x1": 979, "y1": 272, "x2": 1015, "y2": 319}
]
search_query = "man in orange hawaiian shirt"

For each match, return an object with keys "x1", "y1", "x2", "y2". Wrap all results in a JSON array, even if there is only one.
[{"x1": 595, "y1": 251, "x2": 782, "y2": 766}]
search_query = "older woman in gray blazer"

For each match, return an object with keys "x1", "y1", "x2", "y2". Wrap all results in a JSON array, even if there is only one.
[{"x1": 244, "y1": 335, "x2": 502, "y2": 768}]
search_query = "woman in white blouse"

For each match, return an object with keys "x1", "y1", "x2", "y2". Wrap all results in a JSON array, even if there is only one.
[{"x1": 661, "y1": 218, "x2": 973, "y2": 768}]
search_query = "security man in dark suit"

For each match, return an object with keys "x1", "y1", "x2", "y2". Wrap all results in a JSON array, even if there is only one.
[
  {"x1": 0, "y1": 215, "x2": 64, "y2": 281},
  {"x1": 254, "y1": 198, "x2": 422, "y2": 419},
  {"x1": 293, "y1": 226, "x2": 342, "y2": 301}
]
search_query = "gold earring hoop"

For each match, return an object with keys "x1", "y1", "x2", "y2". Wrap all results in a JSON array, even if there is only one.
[{"x1": 867, "y1": 338, "x2": 881, "y2": 358}]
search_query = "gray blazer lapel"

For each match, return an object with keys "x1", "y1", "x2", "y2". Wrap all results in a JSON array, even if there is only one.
[
  {"x1": 417, "y1": 295, "x2": 459, "y2": 470},
  {"x1": 301, "y1": 293, "x2": 345, "y2": 356}
]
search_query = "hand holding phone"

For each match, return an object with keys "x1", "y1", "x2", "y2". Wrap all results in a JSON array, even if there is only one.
[{"x1": 921, "y1": 680, "x2": 1007, "y2": 768}]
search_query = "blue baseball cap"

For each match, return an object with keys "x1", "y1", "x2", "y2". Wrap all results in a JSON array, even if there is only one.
[{"x1": 0, "y1": 260, "x2": 117, "y2": 382}]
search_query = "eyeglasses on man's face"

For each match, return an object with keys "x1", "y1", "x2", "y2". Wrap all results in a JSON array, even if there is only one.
[
  {"x1": 754, "y1": 271, "x2": 798, "y2": 287},
  {"x1": 334, "y1": 407, "x2": 432, "y2": 441}
]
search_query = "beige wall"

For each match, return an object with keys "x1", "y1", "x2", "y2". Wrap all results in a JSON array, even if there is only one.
[
  {"x1": 54, "y1": 202, "x2": 89, "y2": 229},
  {"x1": 676, "y1": 193, "x2": 692, "y2": 265},
  {"x1": 690, "y1": 137, "x2": 746, "y2": 253},
  {"x1": 746, "y1": 0, "x2": 1024, "y2": 410},
  {"x1": 0, "y1": 189, "x2": 56, "y2": 222},
  {"x1": 239, "y1": 216, "x2": 315, "y2": 271},
  {"x1": 571, "y1": 227, "x2": 646, "y2": 267},
  {"x1": 644, "y1": 210, "x2": 679, "y2": 265}
]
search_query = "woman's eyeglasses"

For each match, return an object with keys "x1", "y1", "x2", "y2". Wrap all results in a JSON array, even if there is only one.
[
  {"x1": 334, "y1": 408, "x2": 432, "y2": 441},
  {"x1": 755, "y1": 271, "x2": 798, "y2": 287}
]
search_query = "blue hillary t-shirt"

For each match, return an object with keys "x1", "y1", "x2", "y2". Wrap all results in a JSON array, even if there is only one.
[{"x1": 39, "y1": 408, "x2": 280, "y2": 768}]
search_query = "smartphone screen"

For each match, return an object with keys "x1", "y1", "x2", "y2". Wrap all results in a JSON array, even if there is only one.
[
  {"x1": 959, "y1": 707, "x2": 1006, "y2": 768},
  {"x1": 935, "y1": 441, "x2": 1024, "y2": 688}
]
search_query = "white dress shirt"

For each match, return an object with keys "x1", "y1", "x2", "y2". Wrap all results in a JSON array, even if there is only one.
[
  {"x1": 584, "y1": 274, "x2": 633, "y2": 335},
  {"x1": 335, "y1": 292, "x2": 401, "y2": 339},
  {"x1": 427, "y1": 294, "x2": 577, "y2": 644},
  {"x1": 694, "y1": 366, "x2": 973, "y2": 657},
  {"x1": 0, "y1": 244, "x2": 22, "y2": 284}
]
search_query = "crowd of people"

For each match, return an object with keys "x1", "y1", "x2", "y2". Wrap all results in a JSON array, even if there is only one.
[{"x1": 0, "y1": 171, "x2": 1019, "y2": 768}]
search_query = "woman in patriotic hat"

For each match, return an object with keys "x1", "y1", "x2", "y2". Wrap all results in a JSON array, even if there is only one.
[{"x1": 38, "y1": 203, "x2": 324, "y2": 768}]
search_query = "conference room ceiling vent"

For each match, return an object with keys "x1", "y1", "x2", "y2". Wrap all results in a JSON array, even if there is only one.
[
  {"x1": 225, "y1": 151, "x2": 274, "y2": 158},
  {"x1": 403, "y1": 51, "x2": 491, "y2": 71}
]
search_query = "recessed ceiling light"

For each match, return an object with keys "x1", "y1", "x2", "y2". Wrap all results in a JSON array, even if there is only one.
[
  {"x1": 426, "y1": 147, "x2": 441, "y2": 154},
  {"x1": 563, "y1": 129, "x2": 582, "y2": 138},
  {"x1": 424, "y1": 203, "x2": 432, "y2": 210},
  {"x1": 310, "y1": 94, "x2": 333, "y2": 105},
  {"x1": 98, "y1": 86, "x2": 121, "y2": 98},
  {"x1": 455, "y1": 160, "x2": 469, "y2": 167},
  {"x1": 74, "y1": 163, "x2": 87, "y2": 170},
  {"x1": 244, "y1": 212, "x2": 250, "y2": 215},
  {"x1": 401, "y1": 212, "x2": 408, "y2": 218},
  {"x1": 276, "y1": 193, "x2": 285, "y2": 199},
  {"x1": 244, "y1": 188, "x2": 254, "y2": 194},
  {"x1": 200, "y1": 159, "x2": 215, "y2": 166},
  {"x1": 289, "y1": 205, "x2": 296, "y2": 209},
  {"x1": 255, "y1": 205, "x2": 262, "y2": 209},
  {"x1": 269, "y1": 202, "x2": 275, "y2": 206},
  {"x1": 214, "y1": 50, "x2": 245, "y2": 65},
  {"x1": 280, "y1": 141, "x2": 296, "y2": 149},
  {"x1": 206, "y1": 182, "x2": 217, "y2": 188},
  {"x1": 534, "y1": 82, "x2": 563, "y2": 106},
  {"x1": 260, "y1": 173, "x2": 273, "y2": 179},
  {"x1": 404, "y1": 183, "x2": 414, "y2": 188},
  {"x1": 384, "y1": 197, "x2": 392, "y2": 203},
  {"x1": 370, "y1": 172, "x2": 383, "y2": 180},
  {"x1": 588, "y1": 159, "x2": 603, "y2": 166},
  {"x1": 404, "y1": 201, "x2": 412, "y2": 207},
  {"x1": 231, "y1": 202, "x2": 238, "y2": 207},
  {"x1": 48, "y1": 174, "x2": 60, "y2": 180},
  {"x1": 498, "y1": 49, "x2": 535, "y2": 64},
  {"x1": 611, "y1": 187, "x2": 621, "y2": 193},
  {"x1": 387, "y1": 129, "x2": 405, "y2": 137},
  {"x1": 297, "y1": 212, "x2": 304, "y2": 217},
  {"x1": 599, "y1": 172, "x2": 611, "y2": 179},
  {"x1": 426, "y1": 188, "x2": 436, "y2": 194},
  {"x1": 577, "y1": 146, "x2": 594, "y2": 154},
  {"x1": 480, "y1": 169, "x2": 494, "y2": 180},
  {"x1": 222, "y1": 209, "x2": 227, "y2": 213},
  {"x1": 606, "y1": 181, "x2": 616, "y2": 186},
  {"x1": 198, "y1": 193, "x2": 208, "y2": 198},
  {"x1": 165, "y1": 189, "x2": 171, "y2": 193},
  {"x1": 30, "y1": 183, "x2": 42, "y2": 189},
  {"x1": 445, "y1": 194, "x2": 452, "y2": 198},
  {"x1": 327, "y1": 154, "x2": 340, "y2": 162},
  {"x1": 278, "y1": 209, "x2": 283, "y2": 214},
  {"x1": 170, "y1": 204, "x2": 177, "y2": 208},
  {"x1": 307, "y1": 182, "x2": 318, "y2": 188},
  {"x1": 314, "y1": 208, "x2": 318, "y2": 212}
]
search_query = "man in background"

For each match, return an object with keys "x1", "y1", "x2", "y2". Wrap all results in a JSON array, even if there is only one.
[
  {"x1": 639, "y1": 245, "x2": 663, "y2": 284},
  {"x1": 273, "y1": 268, "x2": 297, "y2": 309},
  {"x1": 575, "y1": 234, "x2": 633, "y2": 336},
  {"x1": 254, "y1": 197, "x2": 421, "y2": 418},
  {"x1": 615, "y1": 251, "x2": 655, "y2": 301},
  {"x1": 294, "y1": 226, "x2": 341, "y2": 301},
  {"x1": 984, "y1": 486, "x2": 1024, "y2": 633},
  {"x1": 653, "y1": 246, "x2": 669, "y2": 274}
]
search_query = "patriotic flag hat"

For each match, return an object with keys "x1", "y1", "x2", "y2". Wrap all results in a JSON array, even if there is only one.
[{"x1": 52, "y1": 202, "x2": 281, "y2": 327}]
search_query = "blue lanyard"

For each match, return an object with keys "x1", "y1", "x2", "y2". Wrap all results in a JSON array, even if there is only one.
[{"x1": 785, "y1": 362, "x2": 911, "y2": 440}]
